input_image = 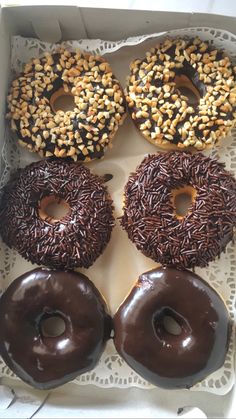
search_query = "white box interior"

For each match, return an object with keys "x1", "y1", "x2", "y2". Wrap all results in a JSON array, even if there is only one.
[{"x1": 0, "y1": 4, "x2": 235, "y2": 418}]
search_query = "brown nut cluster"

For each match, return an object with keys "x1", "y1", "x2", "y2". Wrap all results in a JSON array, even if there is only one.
[
  {"x1": 126, "y1": 37, "x2": 236, "y2": 150},
  {"x1": 7, "y1": 49, "x2": 126, "y2": 161}
]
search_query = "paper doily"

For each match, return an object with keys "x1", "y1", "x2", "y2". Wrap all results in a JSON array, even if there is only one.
[{"x1": 0, "y1": 27, "x2": 236, "y2": 395}]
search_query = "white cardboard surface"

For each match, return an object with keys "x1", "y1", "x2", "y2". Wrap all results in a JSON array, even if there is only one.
[
  {"x1": 0, "y1": 381, "x2": 48, "y2": 419},
  {"x1": 3, "y1": 29, "x2": 236, "y2": 396},
  {"x1": 3, "y1": 0, "x2": 236, "y2": 17},
  {"x1": 0, "y1": 4, "x2": 236, "y2": 419}
]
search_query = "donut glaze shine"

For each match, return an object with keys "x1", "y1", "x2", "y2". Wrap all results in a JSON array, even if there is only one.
[
  {"x1": 0, "y1": 268, "x2": 112, "y2": 390},
  {"x1": 114, "y1": 267, "x2": 231, "y2": 389}
]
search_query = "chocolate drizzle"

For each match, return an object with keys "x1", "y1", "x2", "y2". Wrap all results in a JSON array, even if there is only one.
[
  {"x1": 0, "y1": 268, "x2": 112, "y2": 389},
  {"x1": 121, "y1": 151, "x2": 236, "y2": 269},
  {"x1": 0, "y1": 158, "x2": 114, "y2": 269},
  {"x1": 114, "y1": 267, "x2": 231, "y2": 389}
]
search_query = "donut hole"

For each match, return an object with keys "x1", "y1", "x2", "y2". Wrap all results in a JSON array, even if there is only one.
[
  {"x1": 171, "y1": 185, "x2": 197, "y2": 220},
  {"x1": 163, "y1": 316, "x2": 182, "y2": 336},
  {"x1": 39, "y1": 195, "x2": 70, "y2": 224},
  {"x1": 40, "y1": 315, "x2": 66, "y2": 338},
  {"x1": 50, "y1": 87, "x2": 75, "y2": 113},
  {"x1": 174, "y1": 75, "x2": 200, "y2": 106},
  {"x1": 153, "y1": 309, "x2": 183, "y2": 338}
]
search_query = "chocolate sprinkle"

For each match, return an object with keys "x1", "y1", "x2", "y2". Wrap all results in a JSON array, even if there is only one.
[
  {"x1": 121, "y1": 151, "x2": 236, "y2": 269},
  {"x1": 103, "y1": 173, "x2": 113, "y2": 182},
  {"x1": 0, "y1": 159, "x2": 114, "y2": 269}
]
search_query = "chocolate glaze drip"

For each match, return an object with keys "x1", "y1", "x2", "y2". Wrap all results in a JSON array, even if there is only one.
[
  {"x1": 114, "y1": 267, "x2": 231, "y2": 389},
  {"x1": 0, "y1": 158, "x2": 114, "y2": 269},
  {"x1": 0, "y1": 268, "x2": 112, "y2": 390},
  {"x1": 121, "y1": 151, "x2": 236, "y2": 269}
]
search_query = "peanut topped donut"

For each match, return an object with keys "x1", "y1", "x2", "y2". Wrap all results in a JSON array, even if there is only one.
[
  {"x1": 7, "y1": 49, "x2": 126, "y2": 161},
  {"x1": 121, "y1": 151, "x2": 236, "y2": 269},
  {"x1": 126, "y1": 37, "x2": 236, "y2": 150},
  {"x1": 0, "y1": 159, "x2": 114, "y2": 269},
  {"x1": 114, "y1": 267, "x2": 231, "y2": 389}
]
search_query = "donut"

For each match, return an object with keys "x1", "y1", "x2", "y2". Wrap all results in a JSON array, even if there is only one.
[
  {"x1": 114, "y1": 267, "x2": 231, "y2": 389},
  {"x1": 0, "y1": 268, "x2": 112, "y2": 389},
  {"x1": 120, "y1": 151, "x2": 236, "y2": 269},
  {"x1": 0, "y1": 158, "x2": 114, "y2": 270},
  {"x1": 6, "y1": 49, "x2": 126, "y2": 161},
  {"x1": 125, "y1": 37, "x2": 236, "y2": 150}
]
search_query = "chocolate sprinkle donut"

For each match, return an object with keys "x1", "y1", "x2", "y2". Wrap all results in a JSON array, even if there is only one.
[
  {"x1": 126, "y1": 37, "x2": 236, "y2": 150},
  {"x1": 114, "y1": 267, "x2": 231, "y2": 389},
  {"x1": 7, "y1": 49, "x2": 126, "y2": 161},
  {"x1": 0, "y1": 159, "x2": 114, "y2": 269},
  {"x1": 0, "y1": 268, "x2": 112, "y2": 389},
  {"x1": 121, "y1": 151, "x2": 236, "y2": 269}
]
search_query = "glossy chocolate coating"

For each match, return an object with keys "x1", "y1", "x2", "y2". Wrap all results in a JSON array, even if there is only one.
[
  {"x1": 0, "y1": 268, "x2": 112, "y2": 390},
  {"x1": 114, "y1": 267, "x2": 231, "y2": 389}
]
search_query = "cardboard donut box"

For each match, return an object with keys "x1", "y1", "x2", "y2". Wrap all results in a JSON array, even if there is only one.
[{"x1": 0, "y1": 4, "x2": 236, "y2": 418}]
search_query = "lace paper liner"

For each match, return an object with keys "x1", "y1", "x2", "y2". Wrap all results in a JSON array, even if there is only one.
[{"x1": 0, "y1": 27, "x2": 236, "y2": 395}]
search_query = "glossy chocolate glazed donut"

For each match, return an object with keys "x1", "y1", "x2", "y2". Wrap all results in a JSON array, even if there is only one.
[
  {"x1": 0, "y1": 268, "x2": 112, "y2": 390},
  {"x1": 0, "y1": 158, "x2": 114, "y2": 270},
  {"x1": 120, "y1": 151, "x2": 236, "y2": 269},
  {"x1": 114, "y1": 267, "x2": 231, "y2": 389}
]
